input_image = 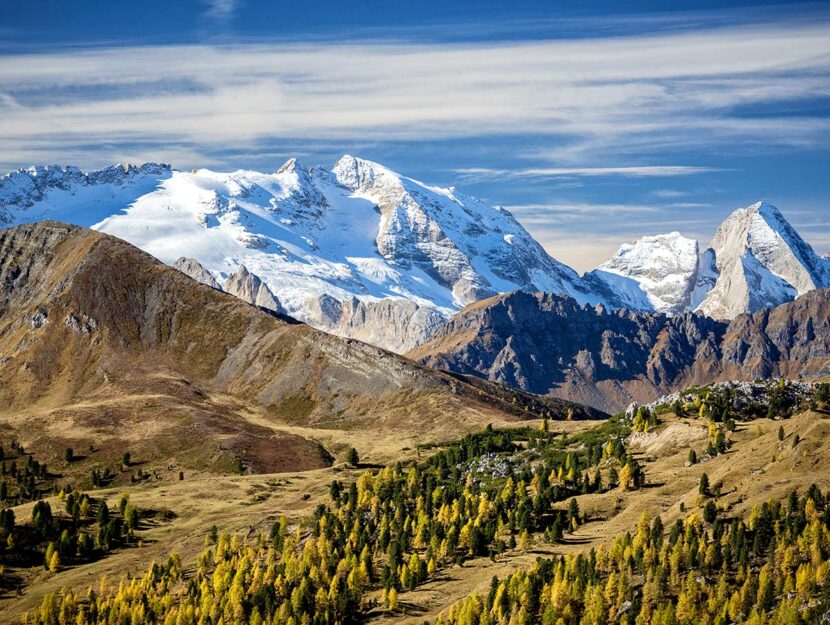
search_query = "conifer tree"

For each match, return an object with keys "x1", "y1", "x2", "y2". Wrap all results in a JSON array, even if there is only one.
[{"x1": 699, "y1": 473, "x2": 710, "y2": 497}]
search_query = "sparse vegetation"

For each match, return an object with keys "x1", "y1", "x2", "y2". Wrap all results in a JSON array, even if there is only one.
[
  {"x1": 631, "y1": 405, "x2": 658, "y2": 432},
  {"x1": 645, "y1": 378, "x2": 816, "y2": 422},
  {"x1": 0, "y1": 440, "x2": 55, "y2": 505},
  {"x1": 17, "y1": 441, "x2": 830, "y2": 625},
  {"x1": 15, "y1": 421, "x2": 644, "y2": 623},
  {"x1": 4, "y1": 379, "x2": 830, "y2": 623},
  {"x1": 699, "y1": 472, "x2": 710, "y2": 496}
]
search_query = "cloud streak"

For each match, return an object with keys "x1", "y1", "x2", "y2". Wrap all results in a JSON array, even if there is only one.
[
  {"x1": 506, "y1": 203, "x2": 661, "y2": 218},
  {"x1": 0, "y1": 18, "x2": 829, "y2": 169},
  {"x1": 456, "y1": 165, "x2": 718, "y2": 179}
]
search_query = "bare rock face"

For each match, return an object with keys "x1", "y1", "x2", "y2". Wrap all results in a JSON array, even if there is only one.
[
  {"x1": 411, "y1": 289, "x2": 830, "y2": 413},
  {"x1": 304, "y1": 294, "x2": 446, "y2": 353},
  {"x1": 173, "y1": 257, "x2": 221, "y2": 290},
  {"x1": 330, "y1": 155, "x2": 592, "y2": 307},
  {"x1": 223, "y1": 265, "x2": 283, "y2": 313},
  {"x1": 692, "y1": 201, "x2": 830, "y2": 318}
]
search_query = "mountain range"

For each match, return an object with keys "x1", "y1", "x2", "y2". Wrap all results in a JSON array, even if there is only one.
[
  {"x1": 410, "y1": 288, "x2": 830, "y2": 413},
  {"x1": 1, "y1": 159, "x2": 828, "y2": 352}
]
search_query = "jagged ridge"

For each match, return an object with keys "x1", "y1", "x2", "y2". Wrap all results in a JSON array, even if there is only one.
[
  {"x1": 2, "y1": 162, "x2": 829, "y2": 353},
  {"x1": 410, "y1": 289, "x2": 830, "y2": 413}
]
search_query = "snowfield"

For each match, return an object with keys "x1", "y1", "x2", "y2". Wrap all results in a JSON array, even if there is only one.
[{"x1": 587, "y1": 232, "x2": 699, "y2": 314}]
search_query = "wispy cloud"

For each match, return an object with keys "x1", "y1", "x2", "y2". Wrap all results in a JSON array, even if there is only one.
[
  {"x1": 506, "y1": 202, "x2": 661, "y2": 219},
  {"x1": 456, "y1": 165, "x2": 718, "y2": 179},
  {"x1": 203, "y1": 0, "x2": 240, "y2": 23},
  {"x1": 651, "y1": 189, "x2": 686, "y2": 199},
  {"x1": 0, "y1": 19, "x2": 829, "y2": 168},
  {"x1": 537, "y1": 234, "x2": 639, "y2": 274},
  {"x1": 523, "y1": 215, "x2": 716, "y2": 272}
]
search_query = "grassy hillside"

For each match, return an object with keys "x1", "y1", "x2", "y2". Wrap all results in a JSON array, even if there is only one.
[
  {"x1": 2, "y1": 222, "x2": 829, "y2": 624},
  {"x1": 2, "y1": 400, "x2": 829, "y2": 624},
  {"x1": 0, "y1": 222, "x2": 601, "y2": 493}
]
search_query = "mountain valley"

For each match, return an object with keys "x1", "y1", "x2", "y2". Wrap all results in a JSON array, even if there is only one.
[{"x1": 0, "y1": 171, "x2": 829, "y2": 625}]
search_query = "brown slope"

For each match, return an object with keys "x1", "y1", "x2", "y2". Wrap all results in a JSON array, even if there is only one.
[
  {"x1": 0, "y1": 222, "x2": 602, "y2": 478},
  {"x1": 409, "y1": 290, "x2": 830, "y2": 413}
]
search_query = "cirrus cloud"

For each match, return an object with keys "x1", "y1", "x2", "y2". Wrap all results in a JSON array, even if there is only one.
[{"x1": 0, "y1": 18, "x2": 829, "y2": 170}]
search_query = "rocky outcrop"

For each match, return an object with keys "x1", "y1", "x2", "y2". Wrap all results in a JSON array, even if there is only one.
[
  {"x1": 223, "y1": 265, "x2": 283, "y2": 313},
  {"x1": 586, "y1": 232, "x2": 699, "y2": 314},
  {"x1": 410, "y1": 289, "x2": 830, "y2": 413},
  {"x1": 303, "y1": 294, "x2": 446, "y2": 354},
  {"x1": 173, "y1": 257, "x2": 221, "y2": 290}
]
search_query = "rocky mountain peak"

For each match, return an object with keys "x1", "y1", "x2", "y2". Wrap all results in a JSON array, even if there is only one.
[
  {"x1": 223, "y1": 265, "x2": 283, "y2": 313},
  {"x1": 331, "y1": 154, "x2": 394, "y2": 192},
  {"x1": 587, "y1": 231, "x2": 699, "y2": 315},
  {"x1": 173, "y1": 257, "x2": 221, "y2": 290},
  {"x1": 2, "y1": 155, "x2": 828, "y2": 352},
  {"x1": 693, "y1": 200, "x2": 830, "y2": 319},
  {"x1": 586, "y1": 199, "x2": 830, "y2": 321},
  {"x1": 276, "y1": 157, "x2": 305, "y2": 175}
]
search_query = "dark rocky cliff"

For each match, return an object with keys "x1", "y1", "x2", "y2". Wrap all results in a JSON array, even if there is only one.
[{"x1": 410, "y1": 290, "x2": 830, "y2": 413}]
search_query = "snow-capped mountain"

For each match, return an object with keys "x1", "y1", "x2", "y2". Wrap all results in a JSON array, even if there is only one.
[
  {"x1": 0, "y1": 157, "x2": 600, "y2": 352},
  {"x1": 585, "y1": 232, "x2": 699, "y2": 315},
  {"x1": 587, "y1": 201, "x2": 830, "y2": 320},
  {"x1": 0, "y1": 163, "x2": 172, "y2": 226},
  {"x1": 691, "y1": 201, "x2": 830, "y2": 319},
  {"x1": 2, "y1": 159, "x2": 827, "y2": 350}
]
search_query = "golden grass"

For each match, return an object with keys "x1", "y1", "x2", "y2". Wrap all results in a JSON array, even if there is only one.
[{"x1": 4, "y1": 409, "x2": 829, "y2": 624}]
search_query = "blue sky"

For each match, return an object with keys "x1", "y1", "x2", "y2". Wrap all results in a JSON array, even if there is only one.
[{"x1": 1, "y1": 0, "x2": 829, "y2": 271}]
